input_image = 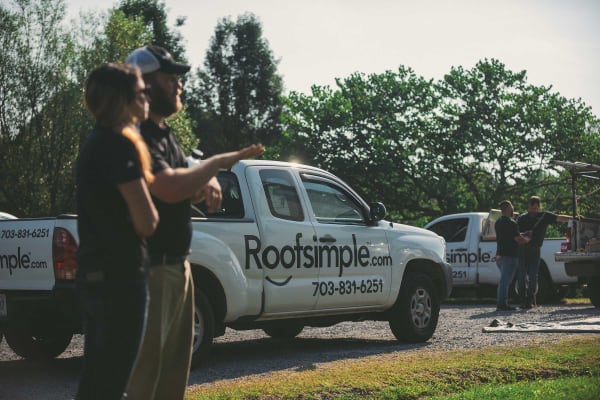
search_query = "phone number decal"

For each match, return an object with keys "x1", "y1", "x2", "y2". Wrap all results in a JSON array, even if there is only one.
[
  {"x1": 0, "y1": 228, "x2": 50, "y2": 240},
  {"x1": 312, "y1": 279, "x2": 384, "y2": 296}
]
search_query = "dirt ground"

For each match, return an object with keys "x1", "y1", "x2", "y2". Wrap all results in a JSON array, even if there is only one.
[{"x1": 1, "y1": 302, "x2": 598, "y2": 400}]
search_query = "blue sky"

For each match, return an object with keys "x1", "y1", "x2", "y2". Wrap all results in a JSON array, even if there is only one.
[{"x1": 67, "y1": 0, "x2": 600, "y2": 115}]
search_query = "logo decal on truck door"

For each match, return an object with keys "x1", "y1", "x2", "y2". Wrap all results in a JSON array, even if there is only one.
[
  {"x1": 446, "y1": 248, "x2": 494, "y2": 266},
  {"x1": 244, "y1": 233, "x2": 392, "y2": 286},
  {"x1": 0, "y1": 247, "x2": 48, "y2": 275},
  {"x1": 265, "y1": 276, "x2": 292, "y2": 286}
]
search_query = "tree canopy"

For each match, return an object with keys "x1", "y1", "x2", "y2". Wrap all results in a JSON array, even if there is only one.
[
  {"x1": 282, "y1": 59, "x2": 600, "y2": 222},
  {"x1": 0, "y1": 0, "x2": 597, "y2": 222},
  {"x1": 0, "y1": 0, "x2": 79, "y2": 216},
  {"x1": 0, "y1": 0, "x2": 192, "y2": 216},
  {"x1": 186, "y1": 13, "x2": 283, "y2": 156}
]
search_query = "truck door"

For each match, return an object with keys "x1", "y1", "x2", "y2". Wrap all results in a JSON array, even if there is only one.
[
  {"x1": 426, "y1": 216, "x2": 478, "y2": 286},
  {"x1": 298, "y1": 172, "x2": 392, "y2": 310},
  {"x1": 476, "y1": 212, "x2": 502, "y2": 285},
  {"x1": 245, "y1": 167, "x2": 318, "y2": 314}
]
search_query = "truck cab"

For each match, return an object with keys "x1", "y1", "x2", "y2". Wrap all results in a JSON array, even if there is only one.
[
  {"x1": 424, "y1": 212, "x2": 496, "y2": 288},
  {"x1": 188, "y1": 160, "x2": 451, "y2": 365}
]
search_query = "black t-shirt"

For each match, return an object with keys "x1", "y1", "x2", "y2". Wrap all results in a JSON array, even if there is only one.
[
  {"x1": 140, "y1": 120, "x2": 191, "y2": 256},
  {"x1": 517, "y1": 211, "x2": 558, "y2": 248},
  {"x1": 76, "y1": 125, "x2": 147, "y2": 278},
  {"x1": 495, "y1": 216, "x2": 520, "y2": 257}
]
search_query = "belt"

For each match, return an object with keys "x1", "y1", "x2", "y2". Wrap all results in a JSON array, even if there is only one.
[{"x1": 149, "y1": 253, "x2": 187, "y2": 265}]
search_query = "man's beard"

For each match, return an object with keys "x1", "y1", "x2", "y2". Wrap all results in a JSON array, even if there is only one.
[{"x1": 150, "y1": 85, "x2": 180, "y2": 117}]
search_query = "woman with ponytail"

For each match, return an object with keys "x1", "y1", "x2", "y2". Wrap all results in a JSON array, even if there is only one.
[{"x1": 75, "y1": 63, "x2": 158, "y2": 400}]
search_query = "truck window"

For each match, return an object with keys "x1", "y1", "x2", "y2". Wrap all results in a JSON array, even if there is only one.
[
  {"x1": 260, "y1": 169, "x2": 304, "y2": 221},
  {"x1": 192, "y1": 171, "x2": 244, "y2": 218},
  {"x1": 427, "y1": 218, "x2": 469, "y2": 242},
  {"x1": 301, "y1": 179, "x2": 366, "y2": 225}
]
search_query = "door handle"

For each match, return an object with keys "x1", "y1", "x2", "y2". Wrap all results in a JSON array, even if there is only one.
[
  {"x1": 454, "y1": 248, "x2": 467, "y2": 251},
  {"x1": 319, "y1": 236, "x2": 337, "y2": 243}
]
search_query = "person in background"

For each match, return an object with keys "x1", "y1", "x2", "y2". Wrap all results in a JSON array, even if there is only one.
[
  {"x1": 517, "y1": 196, "x2": 573, "y2": 309},
  {"x1": 495, "y1": 200, "x2": 530, "y2": 311},
  {"x1": 76, "y1": 63, "x2": 158, "y2": 400},
  {"x1": 124, "y1": 45, "x2": 264, "y2": 400}
]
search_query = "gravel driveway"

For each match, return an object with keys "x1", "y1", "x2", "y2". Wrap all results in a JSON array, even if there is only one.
[{"x1": 1, "y1": 303, "x2": 598, "y2": 400}]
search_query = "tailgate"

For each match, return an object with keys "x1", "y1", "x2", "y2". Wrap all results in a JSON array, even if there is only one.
[
  {"x1": 555, "y1": 251, "x2": 600, "y2": 263},
  {"x1": 0, "y1": 220, "x2": 56, "y2": 290}
]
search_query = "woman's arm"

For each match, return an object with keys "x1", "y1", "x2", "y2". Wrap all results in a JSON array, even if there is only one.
[{"x1": 118, "y1": 179, "x2": 159, "y2": 237}]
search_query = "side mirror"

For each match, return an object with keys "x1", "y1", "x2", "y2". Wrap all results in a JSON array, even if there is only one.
[{"x1": 369, "y1": 202, "x2": 387, "y2": 222}]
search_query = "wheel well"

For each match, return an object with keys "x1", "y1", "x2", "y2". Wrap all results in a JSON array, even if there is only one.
[
  {"x1": 190, "y1": 264, "x2": 226, "y2": 326},
  {"x1": 402, "y1": 259, "x2": 446, "y2": 299},
  {"x1": 539, "y1": 260, "x2": 551, "y2": 280}
]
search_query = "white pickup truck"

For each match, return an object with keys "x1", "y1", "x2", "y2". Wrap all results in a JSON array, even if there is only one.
[
  {"x1": 425, "y1": 211, "x2": 577, "y2": 303},
  {"x1": 1, "y1": 160, "x2": 452, "y2": 366}
]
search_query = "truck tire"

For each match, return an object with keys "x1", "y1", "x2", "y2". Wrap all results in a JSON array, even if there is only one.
[
  {"x1": 512, "y1": 264, "x2": 565, "y2": 304},
  {"x1": 588, "y1": 278, "x2": 600, "y2": 308},
  {"x1": 263, "y1": 322, "x2": 304, "y2": 339},
  {"x1": 536, "y1": 265, "x2": 563, "y2": 304},
  {"x1": 4, "y1": 320, "x2": 72, "y2": 359},
  {"x1": 389, "y1": 273, "x2": 440, "y2": 342},
  {"x1": 191, "y1": 290, "x2": 215, "y2": 368}
]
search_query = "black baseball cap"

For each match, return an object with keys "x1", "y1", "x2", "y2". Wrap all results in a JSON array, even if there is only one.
[{"x1": 125, "y1": 45, "x2": 190, "y2": 75}]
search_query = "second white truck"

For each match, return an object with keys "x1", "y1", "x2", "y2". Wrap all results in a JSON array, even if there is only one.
[
  {"x1": 1, "y1": 160, "x2": 452, "y2": 366},
  {"x1": 425, "y1": 211, "x2": 577, "y2": 303}
]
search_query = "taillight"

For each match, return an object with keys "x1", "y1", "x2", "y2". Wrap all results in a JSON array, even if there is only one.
[
  {"x1": 52, "y1": 227, "x2": 78, "y2": 280},
  {"x1": 561, "y1": 226, "x2": 572, "y2": 252}
]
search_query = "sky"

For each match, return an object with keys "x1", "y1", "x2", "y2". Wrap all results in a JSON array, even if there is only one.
[{"x1": 66, "y1": 0, "x2": 600, "y2": 115}]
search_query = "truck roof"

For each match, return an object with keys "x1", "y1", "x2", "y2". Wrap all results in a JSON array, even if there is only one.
[{"x1": 231, "y1": 160, "x2": 341, "y2": 181}]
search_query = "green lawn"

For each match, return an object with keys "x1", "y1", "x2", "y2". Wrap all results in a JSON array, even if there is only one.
[{"x1": 186, "y1": 336, "x2": 600, "y2": 400}]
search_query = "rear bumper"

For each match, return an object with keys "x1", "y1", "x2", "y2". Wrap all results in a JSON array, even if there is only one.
[
  {"x1": 0, "y1": 285, "x2": 81, "y2": 332},
  {"x1": 555, "y1": 252, "x2": 600, "y2": 278}
]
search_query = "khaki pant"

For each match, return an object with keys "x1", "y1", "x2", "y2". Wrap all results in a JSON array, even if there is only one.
[{"x1": 124, "y1": 260, "x2": 194, "y2": 400}]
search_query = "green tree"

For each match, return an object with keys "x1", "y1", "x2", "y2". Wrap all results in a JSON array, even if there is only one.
[
  {"x1": 0, "y1": 0, "x2": 78, "y2": 216},
  {"x1": 188, "y1": 13, "x2": 283, "y2": 156},
  {"x1": 0, "y1": 0, "x2": 196, "y2": 216},
  {"x1": 282, "y1": 67, "x2": 439, "y2": 221},
  {"x1": 118, "y1": 0, "x2": 187, "y2": 63},
  {"x1": 429, "y1": 59, "x2": 599, "y2": 215},
  {"x1": 282, "y1": 59, "x2": 599, "y2": 223}
]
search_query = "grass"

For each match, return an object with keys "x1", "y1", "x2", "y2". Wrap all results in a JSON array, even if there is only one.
[
  {"x1": 564, "y1": 297, "x2": 593, "y2": 305},
  {"x1": 429, "y1": 376, "x2": 600, "y2": 399},
  {"x1": 444, "y1": 293, "x2": 592, "y2": 306},
  {"x1": 185, "y1": 336, "x2": 600, "y2": 400}
]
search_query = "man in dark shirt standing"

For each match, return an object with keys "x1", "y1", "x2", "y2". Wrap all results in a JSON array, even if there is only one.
[
  {"x1": 124, "y1": 45, "x2": 264, "y2": 400},
  {"x1": 517, "y1": 196, "x2": 572, "y2": 309},
  {"x1": 495, "y1": 200, "x2": 530, "y2": 311}
]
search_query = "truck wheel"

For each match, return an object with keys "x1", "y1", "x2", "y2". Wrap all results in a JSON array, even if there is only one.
[
  {"x1": 588, "y1": 278, "x2": 600, "y2": 308},
  {"x1": 513, "y1": 265, "x2": 563, "y2": 304},
  {"x1": 263, "y1": 322, "x2": 304, "y2": 339},
  {"x1": 4, "y1": 321, "x2": 72, "y2": 359},
  {"x1": 389, "y1": 273, "x2": 440, "y2": 342},
  {"x1": 191, "y1": 290, "x2": 215, "y2": 368},
  {"x1": 536, "y1": 265, "x2": 562, "y2": 304}
]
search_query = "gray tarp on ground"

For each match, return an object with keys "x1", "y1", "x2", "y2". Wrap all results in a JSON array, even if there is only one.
[{"x1": 483, "y1": 317, "x2": 600, "y2": 333}]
